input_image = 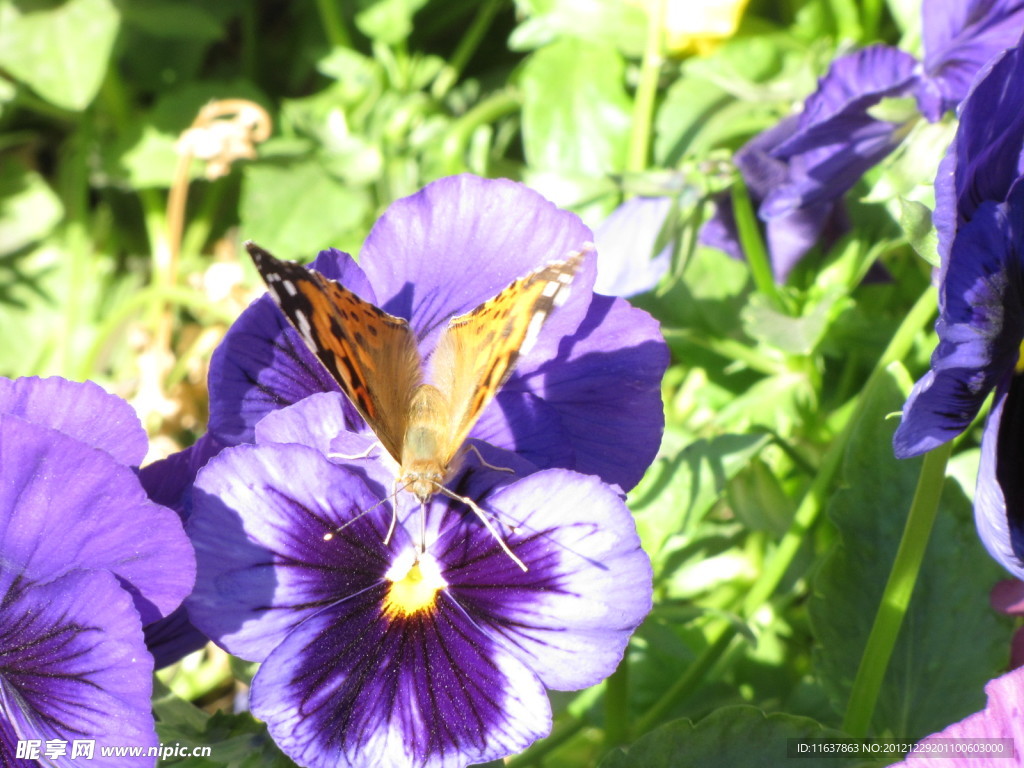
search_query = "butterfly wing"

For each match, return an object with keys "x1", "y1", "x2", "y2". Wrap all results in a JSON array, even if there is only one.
[
  {"x1": 245, "y1": 241, "x2": 421, "y2": 462},
  {"x1": 428, "y1": 245, "x2": 591, "y2": 465}
]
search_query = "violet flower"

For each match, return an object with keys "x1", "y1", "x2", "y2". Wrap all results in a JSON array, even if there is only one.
[
  {"x1": 0, "y1": 377, "x2": 195, "y2": 766},
  {"x1": 701, "y1": 46, "x2": 917, "y2": 281},
  {"x1": 207, "y1": 174, "x2": 668, "y2": 493},
  {"x1": 187, "y1": 403, "x2": 653, "y2": 768},
  {"x1": 893, "y1": 38, "x2": 1024, "y2": 580}
]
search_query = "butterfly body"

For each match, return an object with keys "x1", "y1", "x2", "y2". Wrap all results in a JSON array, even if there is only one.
[
  {"x1": 245, "y1": 240, "x2": 590, "y2": 523},
  {"x1": 400, "y1": 384, "x2": 456, "y2": 502}
]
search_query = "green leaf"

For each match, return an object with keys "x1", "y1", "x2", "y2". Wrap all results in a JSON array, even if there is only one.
[
  {"x1": 119, "y1": 0, "x2": 223, "y2": 40},
  {"x1": 629, "y1": 433, "x2": 770, "y2": 562},
  {"x1": 741, "y1": 290, "x2": 845, "y2": 356},
  {"x1": 509, "y1": 0, "x2": 647, "y2": 56},
  {"x1": 811, "y1": 370, "x2": 1009, "y2": 737},
  {"x1": 157, "y1": 711, "x2": 296, "y2": 768},
  {"x1": 0, "y1": 0, "x2": 121, "y2": 111},
  {"x1": 897, "y1": 198, "x2": 938, "y2": 267},
  {"x1": 519, "y1": 38, "x2": 631, "y2": 175},
  {"x1": 240, "y1": 159, "x2": 372, "y2": 257},
  {"x1": 355, "y1": 0, "x2": 429, "y2": 45},
  {"x1": 599, "y1": 707, "x2": 861, "y2": 768},
  {"x1": 0, "y1": 159, "x2": 64, "y2": 256}
]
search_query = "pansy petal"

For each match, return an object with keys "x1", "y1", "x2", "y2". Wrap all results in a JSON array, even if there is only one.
[
  {"x1": 894, "y1": 191, "x2": 1024, "y2": 458},
  {"x1": 891, "y1": 665, "x2": 1024, "y2": 767},
  {"x1": 921, "y1": 0, "x2": 1024, "y2": 120},
  {"x1": 0, "y1": 376, "x2": 147, "y2": 466},
  {"x1": 0, "y1": 414, "x2": 194, "y2": 622},
  {"x1": 139, "y1": 432, "x2": 225, "y2": 518},
  {"x1": 254, "y1": 392, "x2": 394, "y2": 497},
  {"x1": 976, "y1": 375, "x2": 1024, "y2": 579},
  {"x1": 593, "y1": 197, "x2": 673, "y2": 297},
  {"x1": 251, "y1": 587, "x2": 550, "y2": 768},
  {"x1": 0, "y1": 570, "x2": 156, "y2": 767},
  {"x1": 357, "y1": 175, "x2": 596, "y2": 351},
  {"x1": 939, "y1": 41, "x2": 1024, "y2": 265},
  {"x1": 439, "y1": 469, "x2": 652, "y2": 691},
  {"x1": 508, "y1": 294, "x2": 668, "y2": 491},
  {"x1": 784, "y1": 45, "x2": 918, "y2": 137},
  {"x1": 187, "y1": 443, "x2": 398, "y2": 660},
  {"x1": 207, "y1": 295, "x2": 351, "y2": 445},
  {"x1": 144, "y1": 605, "x2": 209, "y2": 670}
]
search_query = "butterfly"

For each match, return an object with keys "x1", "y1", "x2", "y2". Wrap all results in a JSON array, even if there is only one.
[{"x1": 245, "y1": 240, "x2": 591, "y2": 569}]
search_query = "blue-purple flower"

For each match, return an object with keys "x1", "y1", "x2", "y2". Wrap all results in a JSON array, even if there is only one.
[
  {"x1": 207, "y1": 174, "x2": 668, "y2": 493},
  {"x1": 893, "y1": 37, "x2": 1024, "y2": 580},
  {"x1": 701, "y1": 0, "x2": 1024, "y2": 281},
  {"x1": 593, "y1": 196, "x2": 674, "y2": 296},
  {"x1": 187, "y1": 393, "x2": 653, "y2": 767},
  {"x1": 702, "y1": 46, "x2": 917, "y2": 281},
  {"x1": 0, "y1": 376, "x2": 195, "y2": 766},
  {"x1": 916, "y1": 0, "x2": 1024, "y2": 121},
  {"x1": 184, "y1": 174, "x2": 665, "y2": 766}
]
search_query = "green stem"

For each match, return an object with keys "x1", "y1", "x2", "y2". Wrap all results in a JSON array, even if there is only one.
[
  {"x1": 731, "y1": 179, "x2": 789, "y2": 314},
  {"x1": 431, "y1": 0, "x2": 504, "y2": 100},
  {"x1": 439, "y1": 89, "x2": 521, "y2": 174},
  {"x1": 314, "y1": 0, "x2": 351, "y2": 48},
  {"x1": 626, "y1": 0, "x2": 665, "y2": 174},
  {"x1": 604, "y1": 658, "x2": 630, "y2": 749},
  {"x1": 842, "y1": 440, "x2": 952, "y2": 736},
  {"x1": 859, "y1": 0, "x2": 882, "y2": 42}
]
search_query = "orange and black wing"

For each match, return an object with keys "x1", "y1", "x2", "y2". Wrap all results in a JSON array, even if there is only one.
[
  {"x1": 246, "y1": 241, "x2": 420, "y2": 462},
  {"x1": 428, "y1": 245, "x2": 591, "y2": 465}
]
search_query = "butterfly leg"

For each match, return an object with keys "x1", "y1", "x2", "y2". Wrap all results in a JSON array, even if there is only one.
[
  {"x1": 435, "y1": 484, "x2": 527, "y2": 572},
  {"x1": 384, "y1": 480, "x2": 400, "y2": 546},
  {"x1": 328, "y1": 442, "x2": 379, "y2": 461},
  {"x1": 463, "y1": 443, "x2": 516, "y2": 475}
]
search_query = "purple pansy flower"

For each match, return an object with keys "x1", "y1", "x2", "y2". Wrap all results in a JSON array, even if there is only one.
[
  {"x1": 702, "y1": 0, "x2": 1024, "y2": 281},
  {"x1": 207, "y1": 174, "x2": 668, "y2": 493},
  {"x1": 593, "y1": 196, "x2": 673, "y2": 296},
  {"x1": 701, "y1": 46, "x2": 917, "y2": 281},
  {"x1": 0, "y1": 377, "x2": 195, "y2": 766},
  {"x1": 187, "y1": 402, "x2": 653, "y2": 768},
  {"x1": 917, "y1": 0, "x2": 1024, "y2": 121},
  {"x1": 700, "y1": 116, "x2": 853, "y2": 282},
  {"x1": 890, "y1": 666, "x2": 1024, "y2": 767},
  {"x1": 893, "y1": 38, "x2": 1024, "y2": 580}
]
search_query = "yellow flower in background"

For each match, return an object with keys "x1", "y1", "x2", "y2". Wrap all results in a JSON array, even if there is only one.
[{"x1": 634, "y1": 0, "x2": 750, "y2": 55}]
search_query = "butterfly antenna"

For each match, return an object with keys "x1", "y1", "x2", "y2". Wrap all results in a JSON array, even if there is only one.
[
  {"x1": 323, "y1": 481, "x2": 409, "y2": 543},
  {"x1": 434, "y1": 483, "x2": 528, "y2": 572}
]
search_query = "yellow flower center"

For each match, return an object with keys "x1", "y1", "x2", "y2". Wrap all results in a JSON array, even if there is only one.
[{"x1": 382, "y1": 551, "x2": 447, "y2": 619}]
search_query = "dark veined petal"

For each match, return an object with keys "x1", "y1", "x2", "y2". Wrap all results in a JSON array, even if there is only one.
[
  {"x1": 893, "y1": 187, "x2": 1024, "y2": 457},
  {"x1": 0, "y1": 414, "x2": 194, "y2": 623},
  {"x1": 440, "y1": 469, "x2": 653, "y2": 690},
  {"x1": 187, "y1": 442, "x2": 397, "y2": 661},
  {"x1": 0, "y1": 376, "x2": 147, "y2": 466},
  {"x1": 0, "y1": 571, "x2": 156, "y2": 767},
  {"x1": 250, "y1": 587, "x2": 551, "y2": 768}
]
